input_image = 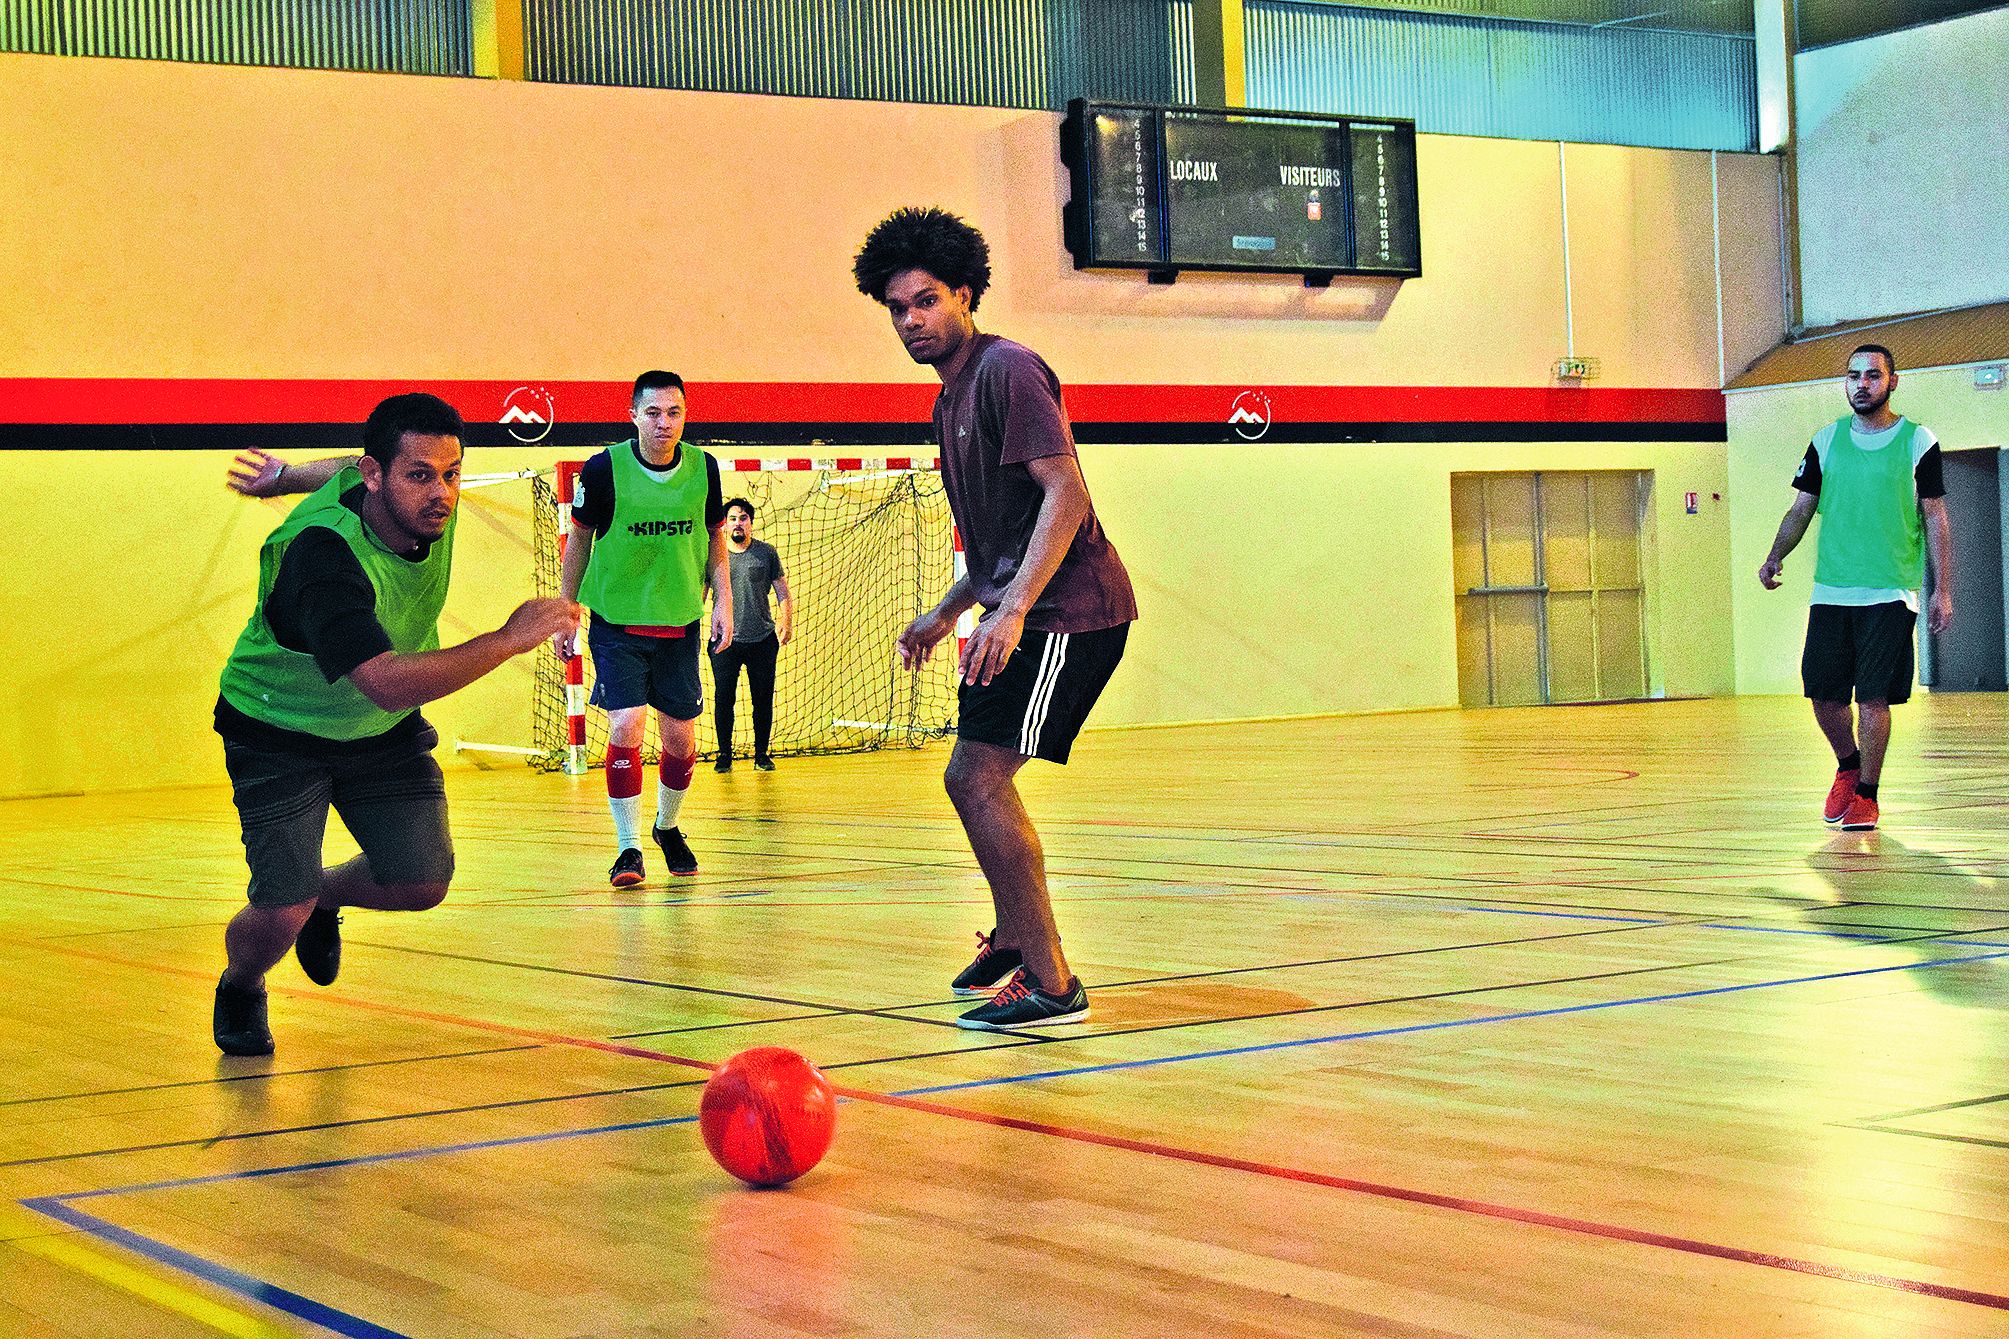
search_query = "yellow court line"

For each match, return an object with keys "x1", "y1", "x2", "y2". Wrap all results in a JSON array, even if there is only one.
[{"x1": 16, "y1": 1232, "x2": 300, "y2": 1338}]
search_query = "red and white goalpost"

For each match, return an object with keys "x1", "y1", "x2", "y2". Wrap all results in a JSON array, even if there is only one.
[{"x1": 542, "y1": 453, "x2": 950, "y2": 775}]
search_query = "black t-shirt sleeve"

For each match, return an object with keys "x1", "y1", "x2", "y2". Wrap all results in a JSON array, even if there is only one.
[
  {"x1": 1791, "y1": 443, "x2": 1821, "y2": 496},
  {"x1": 570, "y1": 451, "x2": 615, "y2": 535},
  {"x1": 265, "y1": 527, "x2": 395, "y2": 682},
  {"x1": 706, "y1": 453, "x2": 725, "y2": 529},
  {"x1": 765, "y1": 541, "x2": 784, "y2": 582},
  {"x1": 1915, "y1": 445, "x2": 1945, "y2": 499}
]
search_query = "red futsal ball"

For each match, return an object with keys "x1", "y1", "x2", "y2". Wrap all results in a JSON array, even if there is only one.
[{"x1": 699, "y1": 1047, "x2": 837, "y2": 1187}]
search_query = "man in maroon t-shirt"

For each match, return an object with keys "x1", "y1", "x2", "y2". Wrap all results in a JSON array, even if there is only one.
[{"x1": 855, "y1": 207, "x2": 1138, "y2": 1031}]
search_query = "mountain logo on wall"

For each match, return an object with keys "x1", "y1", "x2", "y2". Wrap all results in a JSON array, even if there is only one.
[
  {"x1": 501, "y1": 386, "x2": 556, "y2": 443},
  {"x1": 1228, "y1": 391, "x2": 1272, "y2": 441}
]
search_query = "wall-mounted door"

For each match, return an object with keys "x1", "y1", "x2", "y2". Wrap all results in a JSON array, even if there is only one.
[
  {"x1": 1453, "y1": 471, "x2": 1650, "y2": 707},
  {"x1": 1923, "y1": 447, "x2": 2005, "y2": 692}
]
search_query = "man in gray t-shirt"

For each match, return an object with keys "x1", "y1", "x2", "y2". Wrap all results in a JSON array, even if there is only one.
[{"x1": 709, "y1": 498, "x2": 792, "y2": 771}]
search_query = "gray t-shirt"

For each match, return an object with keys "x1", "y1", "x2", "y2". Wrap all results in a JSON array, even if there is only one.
[
  {"x1": 724, "y1": 540, "x2": 784, "y2": 643},
  {"x1": 932, "y1": 334, "x2": 1137, "y2": 634}
]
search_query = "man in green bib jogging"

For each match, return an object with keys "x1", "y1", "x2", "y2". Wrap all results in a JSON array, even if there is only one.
[
  {"x1": 1759, "y1": 344, "x2": 1954, "y2": 832},
  {"x1": 555, "y1": 371, "x2": 733, "y2": 886},
  {"x1": 214, "y1": 394, "x2": 581, "y2": 1055}
]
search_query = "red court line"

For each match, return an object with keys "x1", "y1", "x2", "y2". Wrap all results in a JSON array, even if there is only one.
[
  {"x1": 28, "y1": 939, "x2": 2007, "y2": 1314},
  {"x1": 848, "y1": 1092, "x2": 2009, "y2": 1313}
]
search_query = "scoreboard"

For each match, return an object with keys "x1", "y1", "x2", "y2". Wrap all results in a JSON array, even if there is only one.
[{"x1": 1062, "y1": 100, "x2": 1422, "y2": 284}]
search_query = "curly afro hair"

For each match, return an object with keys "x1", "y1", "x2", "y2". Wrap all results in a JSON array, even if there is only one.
[{"x1": 853, "y1": 207, "x2": 992, "y2": 310}]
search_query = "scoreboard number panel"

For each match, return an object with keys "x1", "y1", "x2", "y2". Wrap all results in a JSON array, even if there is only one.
[
  {"x1": 1347, "y1": 120, "x2": 1422, "y2": 274},
  {"x1": 1083, "y1": 106, "x2": 1163, "y2": 267},
  {"x1": 1062, "y1": 99, "x2": 1422, "y2": 284}
]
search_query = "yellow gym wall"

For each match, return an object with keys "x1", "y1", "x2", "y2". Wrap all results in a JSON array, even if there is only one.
[
  {"x1": 0, "y1": 54, "x2": 1776, "y2": 798},
  {"x1": 1728, "y1": 368, "x2": 2009, "y2": 695}
]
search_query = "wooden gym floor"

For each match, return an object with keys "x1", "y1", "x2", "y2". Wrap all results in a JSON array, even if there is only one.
[{"x1": 3, "y1": 694, "x2": 2007, "y2": 1337}]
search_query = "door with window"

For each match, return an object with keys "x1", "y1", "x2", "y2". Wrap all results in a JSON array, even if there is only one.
[{"x1": 1452, "y1": 471, "x2": 1650, "y2": 707}]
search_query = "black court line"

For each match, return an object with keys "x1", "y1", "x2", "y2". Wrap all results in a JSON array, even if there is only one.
[
  {"x1": 616, "y1": 843, "x2": 1859, "y2": 917},
  {"x1": 602, "y1": 917, "x2": 1724, "y2": 1040},
  {"x1": 34, "y1": 919, "x2": 232, "y2": 941},
  {"x1": 0, "y1": 952, "x2": 1782, "y2": 1170},
  {"x1": 1857, "y1": 1091, "x2": 2009, "y2": 1124},
  {"x1": 344, "y1": 939, "x2": 1051, "y2": 1040},
  {"x1": 879, "y1": 923, "x2": 2009, "y2": 1048},
  {"x1": 392, "y1": 902, "x2": 2006, "y2": 1045},
  {"x1": 374, "y1": 914, "x2": 1727, "y2": 1037},
  {"x1": 701, "y1": 819, "x2": 2005, "y2": 906},
  {"x1": 0, "y1": 1046, "x2": 539, "y2": 1108},
  {"x1": 1032, "y1": 847, "x2": 1857, "y2": 898},
  {"x1": 607, "y1": 1010, "x2": 843, "y2": 1040},
  {"x1": 461, "y1": 858, "x2": 930, "y2": 906},
  {"x1": 0, "y1": 1073, "x2": 713, "y2": 1170},
  {"x1": 1855, "y1": 1125, "x2": 2009, "y2": 1153},
  {"x1": 1027, "y1": 861, "x2": 1848, "y2": 917},
  {"x1": 744, "y1": 810, "x2": 1785, "y2": 875},
  {"x1": 21, "y1": 928, "x2": 2000, "y2": 1173}
]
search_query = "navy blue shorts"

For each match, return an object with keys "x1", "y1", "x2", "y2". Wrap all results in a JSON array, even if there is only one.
[{"x1": 587, "y1": 616, "x2": 703, "y2": 719}]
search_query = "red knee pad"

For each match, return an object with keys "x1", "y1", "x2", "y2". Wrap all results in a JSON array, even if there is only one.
[
  {"x1": 661, "y1": 753, "x2": 695, "y2": 790},
  {"x1": 606, "y1": 746, "x2": 644, "y2": 799}
]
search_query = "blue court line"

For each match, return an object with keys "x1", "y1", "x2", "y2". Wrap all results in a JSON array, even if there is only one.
[
  {"x1": 895, "y1": 948, "x2": 2009, "y2": 1096},
  {"x1": 22, "y1": 945, "x2": 2009, "y2": 1336},
  {"x1": 24, "y1": 1195, "x2": 410, "y2": 1338},
  {"x1": 1453, "y1": 901, "x2": 2009, "y2": 948},
  {"x1": 1697, "y1": 921, "x2": 2009, "y2": 948},
  {"x1": 33, "y1": 946, "x2": 2009, "y2": 1205},
  {"x1": 22, "y1": 1112, "x2": 707, "y2": 1338}
]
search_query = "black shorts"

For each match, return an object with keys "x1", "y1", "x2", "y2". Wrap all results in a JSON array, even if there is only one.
[
  {"x1": 1802, "y1": 602, "x2": 1916, "y2": 705},
  {"x1": 587, "y1": 615, "x2": 703, "y2": 719},
  {"x1": 958, "y1": 623, "x2": 1128, "y2": 765},
  {"x1": 222, "y1": 722, "x2": 453, "y2": 908}
]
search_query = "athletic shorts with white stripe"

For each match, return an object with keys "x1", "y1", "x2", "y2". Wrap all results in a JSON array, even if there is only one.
[{"x1": 956, "y1": 622, "x2": 1129, "y2": 764}]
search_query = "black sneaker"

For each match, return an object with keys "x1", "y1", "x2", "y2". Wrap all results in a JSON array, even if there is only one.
[
  {"x1": 950, "y1": 929, "x2": 1023, "y2": 997},
  {"x1": 956, "y1": 974, "x2": 1089, "y2": 1031},
  {"x1": 609, "y1": 848, "x2": 646, "y2": 888},
  {"x1": 294, "y1": 906, "x2": 342, "y2": 986},
  {"x1": 713, "y1": 756, "x2": 732, "y2": 773},
  {"x1": 213, "y1": 978, "x2": 274, "y2": 1056},
  {"x1": 654, "y1": 825, "x2": 698, "y2": 877},
  {"x1": 753, "y1": 755, "x2": 776, "y2": 771}
]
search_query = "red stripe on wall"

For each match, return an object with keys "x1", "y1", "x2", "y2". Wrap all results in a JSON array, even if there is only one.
[{"x1": 0, "y1": 378, "x2": 1723, "y2": 427}]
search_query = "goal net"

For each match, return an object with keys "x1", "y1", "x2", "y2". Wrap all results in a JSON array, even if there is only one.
[{"x1": 530, "y1": 454, "x2": 962, "y2": 772}]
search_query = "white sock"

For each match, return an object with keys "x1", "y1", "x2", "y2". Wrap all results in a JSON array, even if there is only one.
[
  {"x1": 609, "y1": 795, "x2": 642, "y2": 850},
  {"x1": 655, "y1": 783, "x2": 687, "y2": 832}
]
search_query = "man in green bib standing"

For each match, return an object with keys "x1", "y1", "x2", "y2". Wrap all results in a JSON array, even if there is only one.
[
  {"x1": 1759, "y1": 344, "x2": 1953, "y2": 832},
  {"x1": 555, "y1": 371, "x2": 732, "y2": 886},
  {"x1": 215, "y1": 393, "x2": 581, "y2": 1055}
]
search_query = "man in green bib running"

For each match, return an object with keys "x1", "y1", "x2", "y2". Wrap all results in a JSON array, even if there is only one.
[
  {"x1": 554, "y1": 371, "x2": 732, "y2": 886},
  {"x1": 1758, "y1": 344, "x2": 1954, "y2": 832},
  {"x1": 214, "y1": 393, "x2": 581, "y2": 1055}
]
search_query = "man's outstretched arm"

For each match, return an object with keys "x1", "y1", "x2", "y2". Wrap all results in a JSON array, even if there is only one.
[{"x1": 227, "y1": 448, "x2": 358, "y2": 498}]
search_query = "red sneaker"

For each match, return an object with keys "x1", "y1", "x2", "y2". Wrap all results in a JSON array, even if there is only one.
[
  {"x1": 1840, "y1": 794, "x2": 1879, "y2": 831},
  {"x1": 1823, "y1": 769, "x2": 1861, "y2": 824}
]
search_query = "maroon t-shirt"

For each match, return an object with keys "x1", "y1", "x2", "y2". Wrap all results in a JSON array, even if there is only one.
[{"x1": 933, "y1": 334, "x2": 1137, "y2": 634}]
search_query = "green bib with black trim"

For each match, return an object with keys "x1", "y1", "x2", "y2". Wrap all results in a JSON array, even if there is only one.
[
  {"x1": 218, "y1": 467, "x2": 453, "y2": 740},
  {"x1": 1813, "y1": 416, "x2": 1924, "y2": 590},
  {"x1": 577, "y1": 441, "x2": 710, "y2": 624}
]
